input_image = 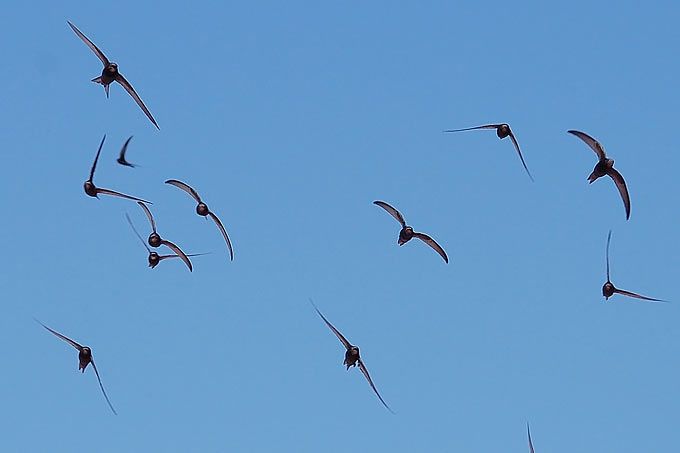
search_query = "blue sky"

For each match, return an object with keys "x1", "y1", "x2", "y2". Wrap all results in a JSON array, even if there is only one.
[{"x1": 1, "y1": 1, "x2": 679, "y2": 451}]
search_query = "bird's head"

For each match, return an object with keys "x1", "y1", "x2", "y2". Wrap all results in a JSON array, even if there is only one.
[
  {"x1": 196, "y1": 203, "x2": 209, "y2": 217},
  {"x1": 148, "y1": 252, "x2": 160, "y2": 268},
  {"x1": 148, "y1": 233, "x2": 162, "y2": 248},
  {"x1": 602, "y1": 282, "x2": 615, "y2": 299}
]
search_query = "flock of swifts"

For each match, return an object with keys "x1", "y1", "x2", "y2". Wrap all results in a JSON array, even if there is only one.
[{"x1": 34, "y1": 20, "x2": 666, "y2": 449}]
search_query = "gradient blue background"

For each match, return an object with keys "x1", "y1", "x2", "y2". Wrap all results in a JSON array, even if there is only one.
[{"x1": 1, "y1": 2, "x2": 678, "y2": 451}]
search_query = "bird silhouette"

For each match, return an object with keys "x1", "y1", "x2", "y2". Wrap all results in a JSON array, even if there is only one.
[
  {"x1": 116, "y1": 136, "x2": 136, "y2": 167},
  {"x1": 165, "y1": 179, "x2": 234, "y2": 261},
  {"x1": 603, "y1": 230, "x2": 665, "y2": 302},
  {"x1": 84, "y1": 135, "x2": 150, "y2": 203},
  {"x1": 36, "y1": 319, "x2": 117, "y2": 415},
  {"x1": 67, "y1": 21, "x2": 159, "y2": 129},
  {"x1": 373, "y1": 200, "x2": 448, "y2": 263},
  {"x1": 136, "y1": 202, "x2": 194, "y2": 272},
  {"x1": 568, "y1": 130, "x2": 631, "y2": 220},
  {"x1": 310, "y1": 300, "x2": 393, "y2": 413},
  {"x1": 125, "y1": 214, "x2": 206, "y2": 269},
  {"x1": 444, "y1": 123, "x2": 533, "y2": 181}
]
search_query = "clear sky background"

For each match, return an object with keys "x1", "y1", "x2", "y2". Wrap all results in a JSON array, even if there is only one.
[{"x1": 1, "y1": 1, "x2": 679, "y2": 452}]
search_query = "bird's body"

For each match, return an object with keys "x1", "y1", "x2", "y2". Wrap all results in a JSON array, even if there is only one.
[
  {"x1": 344, "y1": 346, "x2": 360, "y2": 370},
  {"x1": 398, "y1": 226, "x2": 414, "y2": 245}
]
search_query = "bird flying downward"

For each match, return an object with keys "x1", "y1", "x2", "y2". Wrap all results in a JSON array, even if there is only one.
[
  {"x1": 116, "y1": 136, "x2": 136, "y2": 167},
  {"x1": 568, "y1": 130, "x2": 631, "y2": 220},
  {"x1": 136, "y1": 202, "x2": 194, "y2": 271},
  {"x1": 373, "y1": 200, "x2": 448, "y2": 263},
  {"x1": 444, "y1": 123, "x2": 534, "y2": 181},
  {"x1": 67, "y1": 21, "x2": 159, "y2": 129},
  {"x1": 35, "y1": 319, "x2": 117, "y2": 415},
  {"x1": 310, "y1": 300, "x2": 393, "y2": 413},
  {"x1": 84, "y1": 135, "x2": 150, "y2": 203},
  {"x1": 164, "y1": 179, "x2": 234, "y2": 261},
  {"x1": 602, "y1": 230, "x2": 665, "y2": 302},
  {"x1": 125, "y1": 214, "x2": 206, "y2": 269}
]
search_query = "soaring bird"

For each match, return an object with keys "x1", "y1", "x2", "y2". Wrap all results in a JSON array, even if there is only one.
[
  {"x1": 602, "y1": 230, "x2": 665, "y2": 302},
  {"x1": 310, "y1": 300, "x2": 393, "y2": 413},
  {"x1": 36, "y1": 320, "x2": 117, "y2": 415},
  {"x1": 568, "y1": 130, "x2": 631, "y2": 220},
  {"x1": 84, "y1": 135, "x2": 150, "y2": 203},
  {"x1": 165, "y1": 179, "x2": 234, "y2": 261},
  {"x1": 125, "y1": 214, "x2": 206, "y2": 269},
  {"x1": 373, "y1": 200, "x2": 448, "y2": 263},
  {"x1": 136, "y1": 202, "x2": 194, "y2": 272},
  {"x1": 67, "y1": 21, "x2": 159, "y2": 129},
  {"x1": 444, "y1": 123, "x2": 533, "y2": 181}
]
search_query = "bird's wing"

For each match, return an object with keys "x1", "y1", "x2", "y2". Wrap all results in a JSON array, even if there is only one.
[
  {"x1": 527, "y1": 423, "x2": 535, "y2": 453},
  {"x1": 606, "y1": 167, "x2": 631, "y2": 220},
  {"x1": 137, "y1": 202, "x2": 157, "y2": 233},
  {"x1": 309, "y1": 300, "x2": 352, "y2": 350},
  {"x1": 413, "y1": 232, "x2": 449, "y2": 263},
  {"x1": 89, "y1": 135, "x2": 106, "y2": 181},
  {"x1": 125, "y1": 213, "x2": 151, "y2": 253},
  {"x1": 208, "y1": 212, "x2": 234, "y2": 261},
  {"x1": 443, "y1": 124, "x2": 499, "y2": 133},
  {"x1": 567, "y1": 130, "x2": 606, "y2": 160},
  {"x1": 161, "y1": 240, "x2": 193, "y2": 272},
  {"x1": 615, "y1": 288, "x2": 665, "y2": 302},
  {"x1": 96, "y1": 188, "x2": 150, "y2": 204},
  {"x1": 164, "y1": 179, "x2": 202, "y2": 203},
  {"x1": 89, "y1": 358, "x2": 117, "y2": 415},
  {"x1": 36, "y1": 320, "x2": 83, "y2": 351},
  {"x1": 67, "y1": 21, "x2": 110, "y2": 66},
  {"x1": 358, "y1": 359, "x2": 394, "y2": 413},
  {"x1": 114, "y1": 73, "x2": 159, "y2": 129},
  {"x1": 373, "y1": 201, "x2": 406, "y2": 227},
  {"x1": 606, "y1": 230, "x2": 612, "y2": 281},
  {"x1": 507, "y1": 130, "x2": 534, "y2": 182},
  {"x1": 159, "y1": 253, "x2": 209, "y2": 261}
]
